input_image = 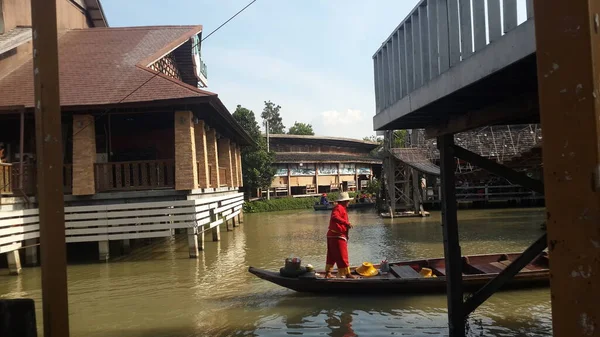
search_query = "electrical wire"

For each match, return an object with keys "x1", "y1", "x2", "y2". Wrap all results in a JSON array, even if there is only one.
[{"x1": 71, "y1": 0, "x2": 258, "y2": 140}]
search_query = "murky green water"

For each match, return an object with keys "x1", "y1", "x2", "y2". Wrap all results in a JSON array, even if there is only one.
[{"x1": 0, "y1": 208, "x2": 551, "y2": 336}]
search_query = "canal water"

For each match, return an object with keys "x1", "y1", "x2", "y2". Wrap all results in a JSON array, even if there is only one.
[{"x1": 0, "y1": 208, "x2": 551, "y2": 337}]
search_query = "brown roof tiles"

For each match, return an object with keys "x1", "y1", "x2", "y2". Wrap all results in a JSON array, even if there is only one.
[{"x1": 0, "y1": 25, "x2": 214, "y2": 108}]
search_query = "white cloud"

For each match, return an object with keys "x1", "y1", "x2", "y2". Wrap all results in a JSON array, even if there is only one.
[{"x1": 321, "y1": 109, "x2": 363, "y2": 126}]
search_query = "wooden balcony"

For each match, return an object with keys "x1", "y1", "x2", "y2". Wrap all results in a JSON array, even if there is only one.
[
  {"x1": 0, "y1": 163, "x2": 72, "y2": 196},
  {"x1": 95, "y1": 160, "x2": 175, "y2": 192}
]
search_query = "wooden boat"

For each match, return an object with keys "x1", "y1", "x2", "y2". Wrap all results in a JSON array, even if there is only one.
[
  {"x1": 380, "y1": 211, "x2": 430, "y2": 218},
  {"x1": 313, "y1": 202, "x2": 376, "y2": 211},
  {"x1": 248, "y1": 252, "x2": 549, "y2": 294}
]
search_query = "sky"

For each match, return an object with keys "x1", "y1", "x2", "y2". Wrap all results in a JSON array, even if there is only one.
[
  {"x1": 100, "y1": 0, "x2": 422, "y2": 138},
  {"x1": 101, "y1": 0, "x2": 529, "y2": 139}
]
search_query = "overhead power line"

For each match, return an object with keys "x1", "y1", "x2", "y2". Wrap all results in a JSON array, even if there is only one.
[{"x1": 71, "y1": 0, "x2": 258, "y2": 140}]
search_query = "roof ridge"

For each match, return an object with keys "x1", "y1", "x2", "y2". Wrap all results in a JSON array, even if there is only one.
[
  {"x1": 136, "y1": 65, "x2": 217, "y2": 96},
  {"x1": 68, "y1": 25, "x2": 202, "y2": 32}
]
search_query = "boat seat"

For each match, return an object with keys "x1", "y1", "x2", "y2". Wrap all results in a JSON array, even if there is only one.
[
  {"x1": 497, "y1": 260, "x2": 532, "y2": 272},
  {"x1": 473, "y1": 263, "x2": 504, "y2": 274},
  {"x1": 390, "y1": 265, "x2": 423, "y2": 279},
  {"x1": 431, "y1": 265, "x2": 467, "y2": 276}
]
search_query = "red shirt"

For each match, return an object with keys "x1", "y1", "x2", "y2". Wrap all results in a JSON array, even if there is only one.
[{"x1": 327, "y1": 204, "x2": 350, "y2": 240}]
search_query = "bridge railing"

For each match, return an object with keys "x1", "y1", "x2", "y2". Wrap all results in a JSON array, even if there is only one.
[{"x1": 373, "y1": 0, "x2": 535, "y2": 114}]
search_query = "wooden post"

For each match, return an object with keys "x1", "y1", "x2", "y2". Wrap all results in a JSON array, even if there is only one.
[
  {"x1": 31, "y1": 0, "x2": 70, "y2": 335},
  {"x1": 212, "y1": 224, "x2": 221, "y2": 241},
  {"x1": 438, "y1": 134, "x2": 464, "y2": 337},
  {"x1": 534, "y1": 1, "x2": 600, "y2": 336}
]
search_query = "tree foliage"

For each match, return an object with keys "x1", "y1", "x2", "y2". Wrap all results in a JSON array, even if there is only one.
[
  {"x1": 261, "y1": 100, "x2": 286, "y2": 134},
  {"x1": 233, "y1": 105, "x2": 275, "y2": 194},
  {"x1": 288, "y1": 121, "x2": 314, "y2": 135}
]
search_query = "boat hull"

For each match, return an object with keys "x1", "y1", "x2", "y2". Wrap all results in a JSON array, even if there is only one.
[{"x1": 248, "y1": 253, "x2": 550, "y2": 294}]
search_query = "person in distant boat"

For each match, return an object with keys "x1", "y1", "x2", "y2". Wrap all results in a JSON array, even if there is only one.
[
  {"x1": 319, "y1": 193, "x2": 329, "y2": 205},
  {"x1": 325, "y1": 192, "x2": 357, "y2": 279}
]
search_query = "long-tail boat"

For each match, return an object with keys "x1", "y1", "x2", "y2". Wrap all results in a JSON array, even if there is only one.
[{"x1": 248, "y1": 252, "x2": 549, "y2": 294}]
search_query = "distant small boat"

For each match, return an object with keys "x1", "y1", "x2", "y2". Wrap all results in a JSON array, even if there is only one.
[
  {"x1": 313, "y1": 202, "x2": 376, "y2": 211},
  {"x1": 248, "y1": 252, "x2": 549, "y2": 294},
  {"x1": 380, "y1": 211, "x2": 430, "y2": 218}
]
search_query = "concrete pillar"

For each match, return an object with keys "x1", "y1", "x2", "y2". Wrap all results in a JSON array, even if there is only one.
[
  {"x1": 198, "y1": 226, "x2": 205, "y2": 251},
  {"x1": 122, "y1": 239, "x2": 131, "y2": 254},
  {"x1": 187, "y1": 227, "x2": 199, "y2": 258},
  {"x1": 72, "y1": 114, "x2": 96, "y2": 195},
  {"x1": 174, "y1": 111, "x2": 198, "y2": 190},
  {"x1": 212, "y1": 224, "x2": 221, "y2": 241},
  {"x1": 194, "y1": 120, "x2": 210, "y2": 189},
  {"x1": 217, "y1": 138, "x2": 234, "y2": 188},
  {"x1": 206, "y1": 129, "x2": 220, "y2": 188},
  {"x1": 7, "y1": 251, "x2": 22, "y2": 275},
  {"x1": 24, "y1": 239, "x2": 38, "y2": 266},
  {"x1": 98, "y1": 241, "x2": 109, "y2": 261}
]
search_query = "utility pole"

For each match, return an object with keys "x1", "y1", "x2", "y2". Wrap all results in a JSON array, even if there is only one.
[{"x1": 31, "y1": 0, "x2": 70, "y2": 336}]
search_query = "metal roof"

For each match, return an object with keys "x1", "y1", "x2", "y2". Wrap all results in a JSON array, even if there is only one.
[{"x1": 391, "y1": 148, "x2": 440, "y2": 176}]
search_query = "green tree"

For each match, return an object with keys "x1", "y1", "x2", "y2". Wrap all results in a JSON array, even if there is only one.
[
  {"x1": 261, "y1": 100, "x2": 286, "y2": 134},
  {"x1": 233, "y1": 105, "x2": 276, "y2": 196},
  {"x1": 288, "y1": 121, "x2": 314, "y2": 135}
]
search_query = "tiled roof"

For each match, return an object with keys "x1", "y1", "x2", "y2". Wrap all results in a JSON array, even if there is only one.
[
  {"x1": 274, "y1": 152, "x2": 382, "y2": 164},
  {"x1": 0, "y1": 25, "x2": 214, "y2": 108}
]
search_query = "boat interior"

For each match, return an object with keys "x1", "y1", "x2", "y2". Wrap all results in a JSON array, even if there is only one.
[{"x1": 316, "y1": 253, "x2": 550, "y2": 279}]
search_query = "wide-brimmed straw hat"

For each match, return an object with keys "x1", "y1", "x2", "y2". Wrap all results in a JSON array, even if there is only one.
[
  {"x1": 336, "y1": 192, "x2": 351, "y2": 202},
  {"x1": 355, "y1": 262, "x2": 378, "y2": 277}
]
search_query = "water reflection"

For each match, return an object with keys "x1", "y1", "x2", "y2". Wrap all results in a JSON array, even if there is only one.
[{"x1": 0, "y1": 208, "x2": 550, "y2": 336}]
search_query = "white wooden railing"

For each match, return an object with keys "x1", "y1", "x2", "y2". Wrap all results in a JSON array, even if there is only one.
[
  {"x1": 373, "y1": 0, "x2": 535, "y2": 114},
  {"x1": 0, "y1": 193, "x2": 244, "y2": 254}
]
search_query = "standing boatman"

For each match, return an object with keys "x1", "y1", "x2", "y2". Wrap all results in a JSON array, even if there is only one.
[{"x1": 325, "y1": 192, "x2": 357, "y2": 279}]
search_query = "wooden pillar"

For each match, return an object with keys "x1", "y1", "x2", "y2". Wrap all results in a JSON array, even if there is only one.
[
  {"x1": 72, "y1": 114, "x2": 96, "y2": 195},
  {"x1": 354, "y1": 164, "x2": 358, "y2": 191},
  {"x1": 534, "y1": 1, "x2": 600, "y2": 336},
  {"x1": 174, "y1": 111, "x2": 198, "y2": 190},
  {"x1": 232, "y1": 217, "x2": 237, "y2": 228},
  {"x1": 194, "y1": 120, "x2": 210, "y2": 189},
  {"x1": 206, "y1": 129, "x2": 220, "y2": 188},
  {"x1": 32, "y1": 0, "x2": 70, "y2": 335},
  {"x1": 6, "y1": 251, "x2": 22, "y2": 275},
  {"x1": 438, "y1": 134, "x2": 464, "y2": 337}
]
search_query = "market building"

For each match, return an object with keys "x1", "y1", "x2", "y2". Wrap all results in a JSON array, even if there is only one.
[{"x1": 266, "y1": 134, "x2": 382, "y2": 196}]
